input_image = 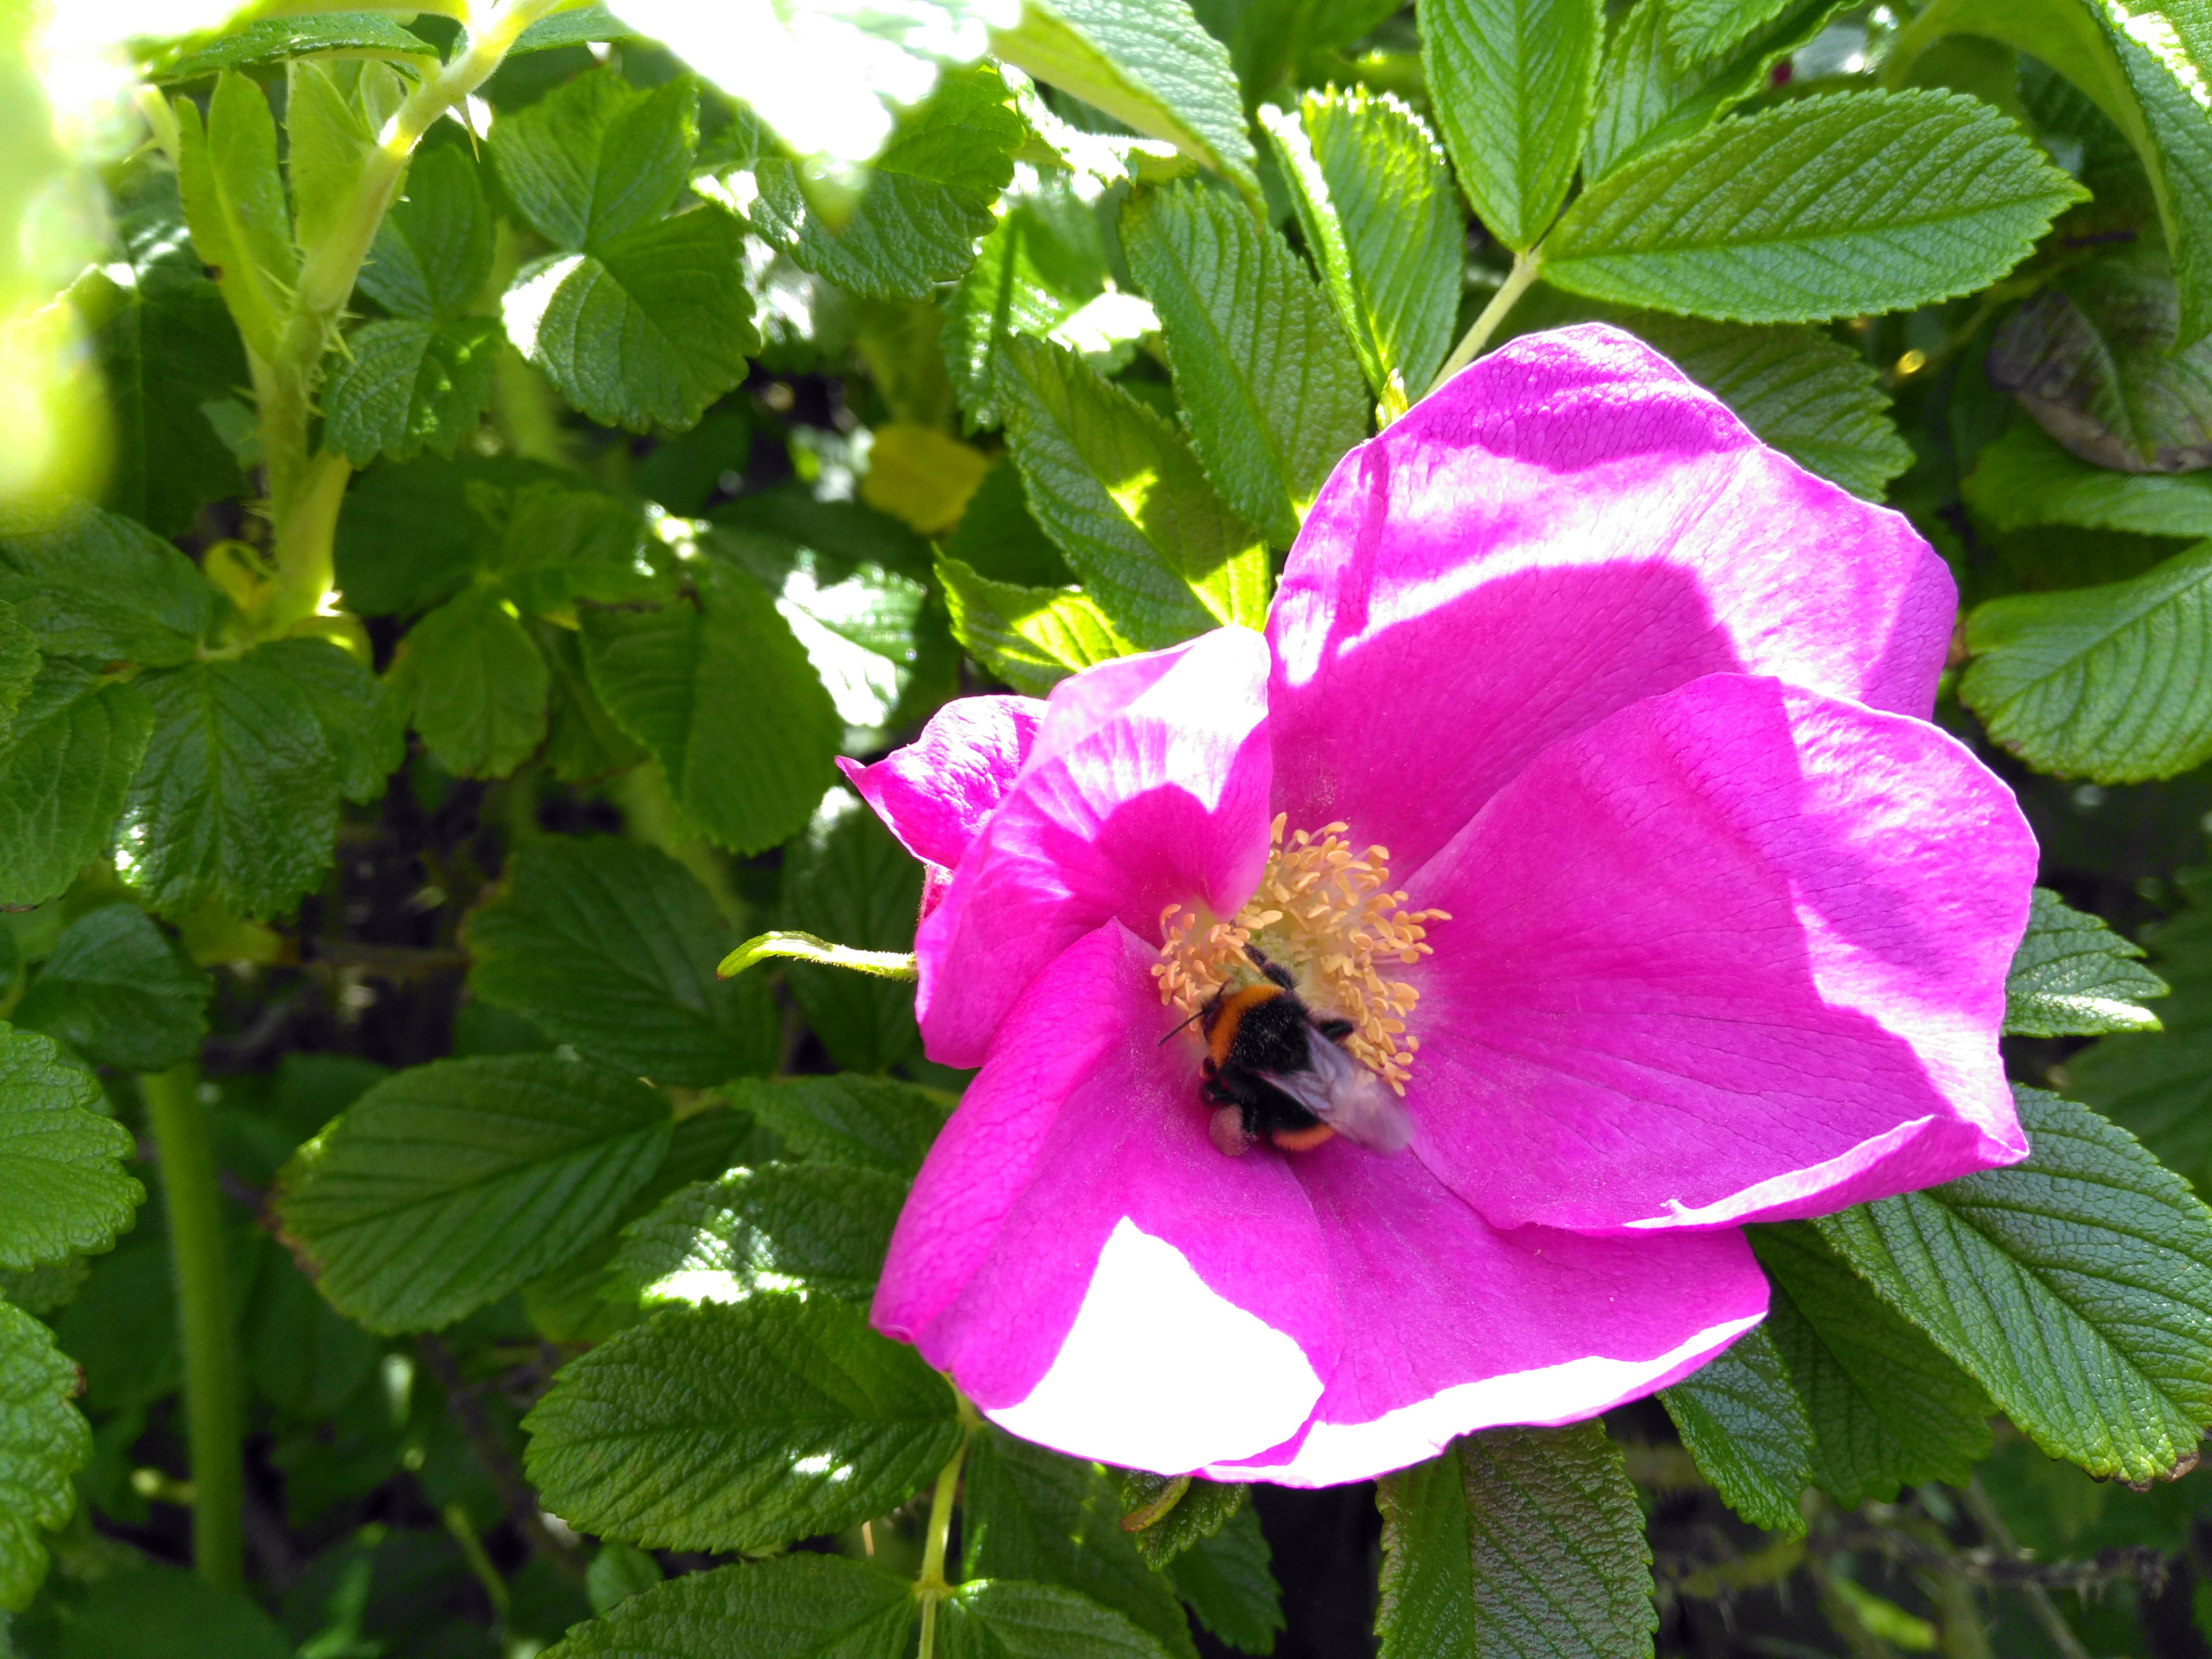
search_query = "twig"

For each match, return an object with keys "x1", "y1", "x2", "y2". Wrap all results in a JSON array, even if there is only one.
[{"x1": 415, "y1": 1335, "x2": 588, "y2": 1580}]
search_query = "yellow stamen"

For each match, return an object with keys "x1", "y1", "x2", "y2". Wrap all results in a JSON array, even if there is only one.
[{"x1": 1151, "y1": 814, "x2": 1450, "y2": 1095}]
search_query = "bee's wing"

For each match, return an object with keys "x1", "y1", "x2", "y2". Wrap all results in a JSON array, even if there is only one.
[{"x1": 1263, "y1": 1032, "x2": 1412, "y2": 1154}]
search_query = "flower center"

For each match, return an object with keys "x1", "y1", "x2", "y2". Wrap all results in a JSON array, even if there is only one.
[{"x1": 1152, "y1": 815, "x2": 1449, "y2": 1095}]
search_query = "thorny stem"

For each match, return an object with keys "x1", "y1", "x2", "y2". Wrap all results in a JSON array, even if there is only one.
[
  {"x1": 1428, "y1": 249, "x2": 1543, "y2": 395},
  {"x1": 916, "y1": 1394, "x2": 980, "y2": 1659},
  {"x1": 255, "y1": 0, "x2": 570, "y2": 636},
  {"x1": 142, "y1": 1064, "x2": 243, "y2": 1594},
  {"x1": 1963, "y1": 1478, "x2": 2094, "y2": 1659}
]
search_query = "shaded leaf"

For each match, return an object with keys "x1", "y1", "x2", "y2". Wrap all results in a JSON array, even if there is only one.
[
  {"x1": 1659, "y1": 1326, "x2": 1812, "y2": 1536},
  {"x1": 491, "y1": 70, "x2": 698, "y2": 253},
  {"x1": 1959, "y1": 538, "x2": 2212, "y2": 784},
  {"x1": 357, "y1": 142, "x2": 495, "y2": 321},
  {"x1": 0, "y1": 1023, "x2": 141, "y2": 1269},
  {"x1": 276, "y1": 1055, "x2": 673, "y2": 1333},
  {"x1": 2071, "y1": 870, "x2": 2212, "y2": 1186},
  {"x1": 324, "y1": 317, "x2": 500, "y2": 465},
  {"x1": 0, "y1": 500, "x2": 215, "y2": 667},
  {"x1": 465, "y1": 836, "x2": 777, "y2": 1087},
  {"x1": 13, "y1": 905, "x2": 210, "y2": 1073},
  {"x1": 538, "y1": 1556, "x2": 916, "y2": 1659},
  {"x1": 1965, "y1": 423, "x2": 2212, "y2": 538},
  {"x1": 254, "y1": 636, "x2": 403, "y2": 804},
  {"x1": 523, "y1": 1296, "x2": 960, "y2": 1551},
  {"x1": 0, "y1": 1300, "x2": 91, "y2": 1612},
  {"x1": 0, "y1": 662, "x2": 153, "y2": 909},
  {"x1": 580, "y1": 572, "x2": 840, "y2": 857},
  {"x1": 605, "y1": 1160, "x2": 906, "y2": 1308},
  {"x1": 722, "y1": 1075, "x2": 946, "y2": 1177},
  {"x1": 943, "y1": 180, "x2": 1117, "y2": 431},
  {"x1": 393, "y1": 585, "x2": 550, "y2": 780},
  {"x1": 941, "y1": 1579, "x2": 1176, "y2": 1659},
  {"x1": 1168, "y1": 1504, "x2": 1283, "y2": 1655},
  {"x1": 1819, "y1": 1087, "x2": 2212, "y2": 1485},
  {"x1": 775, "y1": 793, "x2": 928, "y2": 1073},
  {"x1": 117, "y1": 653, "x2": 338, "y2": 920}
]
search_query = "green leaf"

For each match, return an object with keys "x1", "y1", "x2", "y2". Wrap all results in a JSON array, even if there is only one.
[
  {"x1": 323, "y1": 317, "x2": 500, "y2": 464},
  {"x1": 357, "y1": 143, "x2": 494, "y2": 322},
  {"x1": 937, "y1": 552, "x2": 1138, "y2": 694},
  {"x1": 0, "y1": 1023, "x2": 141, "y2": 1269},
  {"x1": 0, "y1": 662, "x2": 153, "y2": 909},
  {"x1": 1586, "y1": 0, "x2": 1845, "y2": 181},
  {"x1": 0, "y1": 500, "x2": 215, "y2": 666},
  {"x1": 149, "y1": 13, "x2": 435, "y2": 81},
  {"x1": 0, "y1": 1299, "x2": 91, "y2": 1612},
  {"x1": 605, "y1": 1160, "x2": 907, "y2": 1308},
  {"x1": 464, "y1": 836, "x2": 777, "y2": 1087},
  {"x1": 943, "y1": 460, "x2": 1074, "y2": 588},
  {"x1": 1959, "y1": 539, "x2": 2212, "y2": 784},
  {"x1": 1545, "y1": 89, "x2": 2084, "y2": 323},
  {"x1": 1818, "y1": 1087, "x2": 2212, "y2": 1485},
  {"x1": 1168, "y1": 1505, "x2": 1283, "y2": 1655},
  {"x1": 254, "y1": 637, "x2": 403, "y2": 805},
  {"x1": 1375, "y1": 1423, "x2": 1655, "y2": 1659},
  {"x1": 85, "y1": 162, "x2": 249, "y2": 537},
  {"x1": 994, "y1": 336, "x2": 1270, "y2": 643},
  {"x1": 1418, "y1": 0, "x2": 1601, "y2": 251},
  {"x1": 505, "y1": 212, "x2": 761, "y2": 433},
  {"x1": 943, "y1": 181, "x2": 1117, "y2": 431},
  {"x1": 1898, "y1": 0, "x2": 2212, "y2": 347},
  {"x1": 276, "y1": 1055, "x2": 673, "y2": 1333},
  {"x1": 1658, "y1": 1327, "x2": 1812, "y2": 1536},
  {"x1": 117, "y1": 652, "x2": 339, "y2": 920},
  {"x1": 393, "y1": 585, "x2": 550, "y2": 780},
  {"x1": 580, "y1": 573, "x2": 840, "y2": 857},
  {"x1": 0, "y1": 603, "x2": 32, "y2": 739},
  {"x1": 34, "y1": 1560, "x2": 295, "y2": 1658},
  {"x1": 13, "y1": 905, "x2": 210, "y2": 1072},
  {"x1": 1262, "y1": 88, "x2": 1460, "y2": 413},
  {"x1": 775, "y1": 793, "x2": 927, "y2": 1073},
  {"x1": 1662, "y1": 0, "x2": 1795, "y2": 65},
  {"x1": 1985, "y1": 246, "x2": 2212, "y2": 472},
  {"x1": 523, "y1": 1295, "x2": 960, "y2": 1551},
  {"x1": 491, "y1": 71, "x2": 698, "y2": 253},
  {"x1": 2069, "y1": 872, "x2": 2212, "y2": 1180},
  {"x1": 991, "y1": 0, "x2": 1259, "y2": 197},
  {"x1": 962, "y1": 1428, "x2": 1197, "y2": 1659},
  {"x1": 1119, "y1": 183, "x2": 1367, "y2": 548},
  {"x1": 942, "y1": 1579, "x2": 1177, "y2": 1659},
  {"x1": 1119, "y1": 1471, "x2": 1247, "y2": 1568},
  {"x1": 1750, "y1": 1221, "x2": 1994, "y2": 1507},
  {"x1": 539, "y1": 1556, "x2": 916, "y2": 1659},
  {"x1": 286, "y1": 60, "x2": 408, "y2": 259},
  {"x1": 540, "y1": 621, "x2": 646, "y2": 783},
  {"x1": 481, "y1": 481, "x2": 671, "y2": 615},
  {"x1": 724, "y1": 1076, "x2": 945, "y2": 1178},
  {"x1": 1621, "y1": 314, "x2": 1913, "y2": 499},
  {"x1": 2005, "y1": 886, "x2": 2168, "y2": 1038},
  {"x1": 1965, "y1": 424, "x2": 2212, "y2": 538},
  {"x1": 742, "y1": 66, "x2": 1025, "y2": 302},
  {"x1": 335, "y1": 451, "x2": 572, "y2": 617},
  {"x1": 173, "y1": 71, "x2": 298, "y2": 363}
]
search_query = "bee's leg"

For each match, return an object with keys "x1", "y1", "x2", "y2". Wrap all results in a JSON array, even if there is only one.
[
  {"x1": 1243, "y1": 944, "x2": 1298, "y2": 992},
  {"x1": 1312, "y1": 1017, "x2": 1355, "y2": 1043}
]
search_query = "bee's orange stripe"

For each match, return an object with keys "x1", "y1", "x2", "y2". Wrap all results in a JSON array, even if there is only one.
[
  {"x1": 1207, "y1": 984, "x2": 1281, "y2": 1068},
  {"x1": 1271, "y1": 1124, "x2": 1336, "y2": 1151}
]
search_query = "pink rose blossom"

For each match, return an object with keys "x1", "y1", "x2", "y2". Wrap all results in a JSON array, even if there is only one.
[{"x1": 838, "y1": 324, "x2": 2037, "y2": 1486}]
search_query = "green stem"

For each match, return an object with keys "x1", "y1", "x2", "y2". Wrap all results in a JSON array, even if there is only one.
[
  {"x1": 1428, "y1": 250, "x2": 1544, "y2": 396},
  {"x1": 915, "y1": 1406, "x2": 976, "y2": 1659},
  {"x1": 143, "y1": 1064, "x2": 241, "y2": 1595},
  {"x1": 256, "y1": 0, "x2": 569, "y2": 636}
]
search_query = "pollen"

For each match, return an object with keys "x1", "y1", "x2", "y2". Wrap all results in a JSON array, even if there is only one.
[{"x1": 1153, "y1": 815, "x2": 1450, "y2": 1095}]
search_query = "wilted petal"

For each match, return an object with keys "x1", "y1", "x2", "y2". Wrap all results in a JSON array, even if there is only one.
[
  {"x1": 1268, "y1": 323, "x2": 1955, "y2": 873},
  {"x1": 879, "y1": 921, "x2": 1339, "y2": 1473},
  {"x1": 916, "y1": 628, "x2": 1273, "y2": 1068},
  {"x1": 837, "y1": 693, "x2": 1043, "y2": 872},
  {"x1": 1204, "y1": 1142, "x2": 1768, "y2": 1486},
  {"x1": 1408, "y1": 672, "x2": 2033, "y2": 1236}
]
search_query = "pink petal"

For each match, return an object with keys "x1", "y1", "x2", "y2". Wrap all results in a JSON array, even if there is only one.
[
  {"x1": 838, "y1": 694, "x2": 1044, "y2": 871},
  {"x1": 1204, "y1": 1143, "x2": 1769, "y2": 1486},
  {"x1": 1406, "y1": 672, "x2": 2033, "y2": 1236},
  {"x1": 915, "y1": 629, "x2": 1273, "y2": 1069},
  {"x1": 1267, "y1": 323, "x2": 1955, "y2": 873},
  {"x1": 879, "y1": 922, "x2": 1339, "y2": 1472}
]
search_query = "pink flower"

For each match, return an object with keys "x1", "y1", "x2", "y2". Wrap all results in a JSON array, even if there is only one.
[{"x1": 840, "y1": 324, "x2": 2036, "y2": 1486}]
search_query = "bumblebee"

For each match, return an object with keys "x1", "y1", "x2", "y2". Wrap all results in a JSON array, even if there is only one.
[{"x1": 1187, "y1": 949, "x2": 1412, "y2": 1158}]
